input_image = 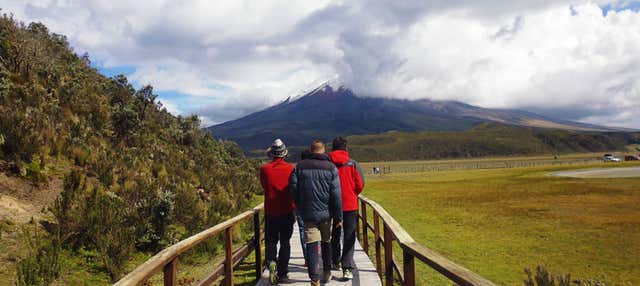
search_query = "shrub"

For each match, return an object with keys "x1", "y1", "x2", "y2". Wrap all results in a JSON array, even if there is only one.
[
  {"x1": 87, "y1": 188, "x2": 135, "y2": 281},
  {"x1": 14, "y1": 224, "x2": 62, "y2": 286},
  {"x1": 524, "y1": 264, "x2": 571, "y2": 286},
  {"x1": 51, "y1": 171, "x2": 135, "y2": 281},
  {"x1": 23, "y1": 161, "x2": 47, "y2": 185},
  {"x1": 70, "y1": 147, "x2": 89, "y2": 167},
  {"x1": 524, "y1": 264, "x2": 615, "y2": 286},
  {"x1": 159, "y1": 224, "x2": 187, "y2": 249},
  {"x1": 576, "y1": 277, "x2": 609, "y2": 286}
]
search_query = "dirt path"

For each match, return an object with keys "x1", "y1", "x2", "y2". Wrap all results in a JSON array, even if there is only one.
[
  {"x1": 0, "y1": 168, "x2": 64, "y2": 283},
  {"x1": 0, "y1": 171, "x2": 62, "y2": 223},
  {"x1": 551, "y1": 167, "x2": 640, "y2": 178}
]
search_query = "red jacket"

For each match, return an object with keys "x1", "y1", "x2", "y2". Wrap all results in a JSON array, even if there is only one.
[
  {"x1": 260, "y1": 157, "x2": 295, "y2": 216},
  {"x1": 329, "y1": 150, "x2": 365, "y2": 211}
]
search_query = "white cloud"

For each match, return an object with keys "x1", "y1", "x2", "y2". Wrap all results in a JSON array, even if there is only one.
[
  {"x1": 158, "y1": 99, "x2": 182, "y2": 115},
  {"x1": 378, "y1": 3, "x2": 640, "y2": 127},
  {"x1": 2, "y1": 0, "x2": 639, "y2": 128}
]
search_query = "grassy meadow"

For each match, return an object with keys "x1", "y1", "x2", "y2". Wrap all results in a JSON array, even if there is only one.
[{"x1": 362, "y1": 160, "x2": 640, "y2": 285}]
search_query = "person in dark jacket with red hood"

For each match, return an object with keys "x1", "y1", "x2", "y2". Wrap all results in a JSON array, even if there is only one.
[
  {"x1": 329, "y1": 136, "x2": 365, "y2": 280},
  {"x1": 260, "y1": 139, "x2": 295, "y2": 284}
]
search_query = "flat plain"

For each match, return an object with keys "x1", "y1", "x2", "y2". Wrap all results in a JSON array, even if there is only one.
[{"x1": 362, "y1": 159, "x2": 640, "y2": 285}]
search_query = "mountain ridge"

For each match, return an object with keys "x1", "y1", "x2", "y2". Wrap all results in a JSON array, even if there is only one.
[{"x1": 207, "y1": 83, "x2": 622, "y2": 152}]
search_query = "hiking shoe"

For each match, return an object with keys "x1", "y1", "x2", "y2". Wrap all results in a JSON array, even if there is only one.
[
  {"x1": 343, "y1": 268, "x2": 353, "y2": 280},
  {"x1": 321, "y1": 269, "x2": 332, "y2": 283},
  {"x1": 331, "y1": 262, "x2": 342, "y2": 271},
  {"x1": 268, "y1": 261, "x2": 278, "y2": 285},
  {"x1": 278, "y1": 273, "x2": 290, "y2": 283}
]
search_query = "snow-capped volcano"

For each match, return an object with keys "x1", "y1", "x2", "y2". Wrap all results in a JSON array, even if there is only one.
[{"x1": 207, "y1": 84, "x2": 617, "y2": 151}]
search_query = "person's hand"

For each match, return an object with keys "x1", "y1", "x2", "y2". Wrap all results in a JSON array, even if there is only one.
[{"x1": 335, "y1": 221, "x2": 343, "y2": 228}]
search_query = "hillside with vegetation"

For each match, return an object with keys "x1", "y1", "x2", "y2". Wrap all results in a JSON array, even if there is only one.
[
  {"x1": 0, "y1": 15, "x2": 259, "y2": 284},
  {"x1": 347, "y1": 124, "x2": 640, "y2": 162}
]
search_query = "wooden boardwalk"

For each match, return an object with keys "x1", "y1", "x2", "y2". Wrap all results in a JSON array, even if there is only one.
[
  {"x1": 116, "y1": 199, "x2": 497, "y2": 286},
  {"x1": 256, "y1": 223, "x2": 381, "y2": 286}
]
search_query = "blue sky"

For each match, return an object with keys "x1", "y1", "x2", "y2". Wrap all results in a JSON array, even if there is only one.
[
  {"x1": 94, "y1": 63, "x2": 222, "y2": 124},
  {"x1": 600, "y1": 0, "x2": 640, "y2": 14},
  {"x1": 4, "y1": 0, "x2": 640, "y2": 128}
]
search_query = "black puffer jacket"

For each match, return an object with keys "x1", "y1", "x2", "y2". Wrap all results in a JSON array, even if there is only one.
[{"x1": 290, "y1": 152, "x2": 342, "y2": 223}]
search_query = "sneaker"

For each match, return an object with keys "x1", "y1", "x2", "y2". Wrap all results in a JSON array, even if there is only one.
[
  {"x1": 321, "y1": 269, "x2": 332, "y2": 283},
  {"x1": 331, "y1": 262, "x2": 342, "y2": 271},
  {"x1": 310, "y1": 281, "x2": 320, "y2": 286},
  {"x1": 268, "y1": 261, "x2": 278, "y2": 285},
  {"x1": 343, "y1": 268, "x2": 353, "y2": 280}
]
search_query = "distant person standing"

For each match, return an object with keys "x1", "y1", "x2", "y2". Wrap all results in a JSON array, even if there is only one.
[
  {"x1": 290, "y1": 140, "x2": 342, "y2": 286},
  {"x1": 329, "y1": 136, "x2": 365, "y2": 280},
  {"x1": 260, "y1": 139, "x2": 295, "y2": 284}
]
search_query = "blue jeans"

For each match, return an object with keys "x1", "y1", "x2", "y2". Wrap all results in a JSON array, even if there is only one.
[{"x1": 296, "y1": 210, "x2": 308, "y2": 264}]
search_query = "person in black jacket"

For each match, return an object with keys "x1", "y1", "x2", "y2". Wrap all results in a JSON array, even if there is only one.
[
  {"x1": 290, "y1": 140, "x2": 342, "y2": 286},
  {"x1": 295, "y1": 150, "x2": 313, "y2": 267}
]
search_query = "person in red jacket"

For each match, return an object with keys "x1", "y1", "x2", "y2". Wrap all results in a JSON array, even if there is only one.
[
  {"x1": 260, "y1": 139, "x2": 295, "y2": 284},
  {"x1": 328, "y1": 136, "x2": 365, "y2": 280}
]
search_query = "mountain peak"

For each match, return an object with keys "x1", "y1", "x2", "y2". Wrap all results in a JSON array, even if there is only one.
[{"x1": 297, "y1": 82, "x2": 354, "y2": 101}]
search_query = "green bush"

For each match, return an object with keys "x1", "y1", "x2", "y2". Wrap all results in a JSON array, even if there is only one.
[
  {"x1": 87, "y1": 189, "x2": 135, "y2": 281},
  {"x1": 523, "y1": 264, "x2": 615, "y2": 286},
  {"x1": 159, "y1": 224, "x2": 187, "y2": 249},
  {"x1": 575, "y1": 277, "x2": 610, "y2": 286},
  {"x1": 23, "y1": 161, "x2": 47, "y2": 185},
  {"x1": 70, "y1": 147, "x2": 89, "y2": 167},
  {"x1": 14, "y1": 225, "x2": 62, "y2": 286},
  {"x1": 51, "y1": 171, "x2": 135, "y2": 281},
  {"x1": 524, "y1": 264, "x2": 571, "y2": 286}
]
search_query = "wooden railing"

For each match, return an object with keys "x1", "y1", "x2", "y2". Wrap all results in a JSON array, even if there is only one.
[
  {"x1": 114, "y1": 204, "x2": 264, "y2": 286},
  {"x1": 357, "y1": 196, "x2": 497, "y2": 286},
  {"x1": 117, "y1": 196, "x2": 498, "y2": 286}
]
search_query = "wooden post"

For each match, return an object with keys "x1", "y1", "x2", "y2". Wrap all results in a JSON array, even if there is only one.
[
  {"x1": 403, "y1": 248, "x2": 415, "y2": 286},
  {"x1": 356, "y1": 199, "x2": 361, "y2": 242},
  {"x1": 225, "y1": 226, "x2": 233, "y2": 286},
  {"x1": 163, "y1": 257, "x2": 179, "y2": 286},
  {"x1": 362, "y1": 202, "x2": 369, "y2": 254},
  {"x1": 253, "y1": 211, "x2": 261, "y2": 280},
  {"x1": 374, "y1": 212, "x2": 382, "y2": 278},
  {"x1": 384, "y1": 223, "x2": 393, "y2": 286}
]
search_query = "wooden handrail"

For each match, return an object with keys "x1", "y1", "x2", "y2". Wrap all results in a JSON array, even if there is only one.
[
  {"x1": 115, "y1": 204, "x2": 264, "y2": 286},
  {"x1": 358, "y1": 196, "x2": 496, "y2": 286},
  {"x1": 118, "y1": 194, "x2": 497, "y2": 286}
]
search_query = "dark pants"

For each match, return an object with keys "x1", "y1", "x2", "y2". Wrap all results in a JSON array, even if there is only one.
[
  {"x1": 307, "y1": 240, "x2": 332, "y2": 281},
  {"x1": 295, "y1": 210, "x2": 308, "y2": 264},
  {"x1": 331, "y1": 210, "x2": 358, "y2": 270},
  {"x1": 265, "y1": 213, "x2": 294, "y2": 276}
]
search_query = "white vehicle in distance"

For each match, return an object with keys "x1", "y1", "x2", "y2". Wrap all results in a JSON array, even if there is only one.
[{"x1": 603, "y1": 154, "x2": 621, "y2": 162}]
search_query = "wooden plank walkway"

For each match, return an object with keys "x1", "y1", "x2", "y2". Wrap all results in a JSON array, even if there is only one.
[{"x1": 256, "y1": 223, "x2": 381, "y2": 286}]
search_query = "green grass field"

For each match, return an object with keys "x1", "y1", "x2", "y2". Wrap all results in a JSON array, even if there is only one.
[{"x1": 363, "y1": 161, "x2": 640, "y2": 285}]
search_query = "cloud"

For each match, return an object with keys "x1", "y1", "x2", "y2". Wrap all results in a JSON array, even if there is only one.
[{"x1": 2, "y1": 0, "x2": 639, "y2": 128}]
